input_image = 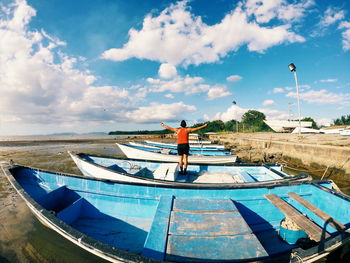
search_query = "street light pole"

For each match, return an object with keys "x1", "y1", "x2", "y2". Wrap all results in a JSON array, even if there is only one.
[{"x1": 288, "y1": 63, "x2": 302, "y2": 136}]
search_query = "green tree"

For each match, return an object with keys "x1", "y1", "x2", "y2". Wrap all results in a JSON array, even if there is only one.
[
  {"x1": 192, "y1": 120, "x2": 225, "y2": 133},
  {"x1": 225, "y1": 120, "x2": 239, "y2": 132},
  {"x1": 334, "y1": 115, "x2": 350, "y2": 125},
  {"x1": 241, "y1": 110, "x2": 271, "y2": 132}
]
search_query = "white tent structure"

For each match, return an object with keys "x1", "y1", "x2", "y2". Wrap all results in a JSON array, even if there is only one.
[{"x1": 264, "y1": 120, "x2": 312, "y2": 132}]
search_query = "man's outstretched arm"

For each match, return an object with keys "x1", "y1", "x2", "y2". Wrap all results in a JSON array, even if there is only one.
[
  {"x1": 188, "y1": 123, "x2": 208, "y2": 132},
  {"x1": 160, "y1": 122, "x2": 178, "y2": 133}
]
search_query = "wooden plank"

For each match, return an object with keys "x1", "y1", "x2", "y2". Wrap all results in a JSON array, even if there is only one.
[
  {"x1": 288, "y1": 192, "x2": 347, "y2": 232},
  {"x1": 264, "y1": 194, "x2": 330, "y2": 242},
  {"x1": 166, "y1": 234, "x2": 268, "y2": 262},
  {"x1": 173, "y1": 198, "x2": 237, "y2": 212},
  {"x1": 167, "y1": 198, "x2": 268, "y2": 261},
  {"x1": 169, "y1": 211, "x2": 251, "y2": 236},
  {"x1": 141, "y1": 195, "x2": 173, "y2": 260}
]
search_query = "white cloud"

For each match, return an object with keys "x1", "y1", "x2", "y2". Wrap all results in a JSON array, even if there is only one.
[
  {"x1": 147, "y1": 75, "x2": 210, "y2": 94},
  {"x1": 286, "y1": 89, "x2": 350, "y2": 105},
  {"x1": 273, "y1": 87, "x2": 285, "y2": 93},
  {"x1": 313, "y1": 7, "x2": 346, "y2": 37},
  {"x1": 165, "y1": 93, "x2": 174, "y2": 99},
  {"x1": 207, "y1": 104, "x2": 289, "y2": 122},
  {"x1": 339, "y1": 21, "x2": 350, "y2": 51},
  {"x1": 320, "y1": 78, "x2": 337, "y2": 83},
  {"x1": 262, "y1": 100, "x2": 275, "y2": 106},
  {"x1": 260, "y1": 108, "x2": 290, "y2": 120},
  {"x1": 1, "y1": 0, "x2": 195, "y2": 129},
  {"x1": 125, "y1": 102, "x2": 196, "y2": 123},
  {"x1": 226, "y1": 75, "x2": 242, "y2": 82},
  {"x1": 316, "y1": 118, "x2": 333, "y2": 127},
  {"x1": 158, "y1": 63, "x2": 177, "y2": 79},
  {"x1": 207, "y1": 85, "x2": 231, "y2": 100},
  {"x1": 320, "y1": 7, "x2": 345, "y2": 28},
  {"x1": 245, "y1": 0, "x2": 314, "y2": 24},
  {"x1": 102, "y1": 0, "x2": 306, "y2": 66},
  {"x1": 211, "y1": 105, "x2": 247, "y2": 122}
]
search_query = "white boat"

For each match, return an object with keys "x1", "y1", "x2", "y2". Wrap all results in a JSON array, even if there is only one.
[
  {"x1": 69, "y1": 152, "x2": 309, "y2": 185},
  {"x1": 117, "y1": 143, "x2": 237, "y2": 164},
  {"x1": 340, "y1": 127, "x2": 350, "y2": 136},
  {"x1": 129, "y1": 141, "x2": 231, "y2": 156},
  {"x1": 189, "y1": 139, "x2": 212, "y2": 144},
  {"x1": 144, "y1": 140, "x2": 225, "y2": 149}
]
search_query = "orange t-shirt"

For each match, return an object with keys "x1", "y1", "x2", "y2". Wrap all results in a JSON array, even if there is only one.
[{"x1": 177, "y1": 128, "x2": 189, "y2": 144}]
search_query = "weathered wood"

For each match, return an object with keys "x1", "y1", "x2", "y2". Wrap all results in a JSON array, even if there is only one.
[
  {"x1": 288, "y1": 192, "x2": 347, "y2": 232},
  {"x1": 173, "y1": 198, "x2": 237, "y2": 212},
  {"x1": 167, "y1": 198, "x2": 268, "y2": 261},
  {"x1": 169, "y1": 211, "x2": 251, "y2": 236},
  {"x1": 142, "y1": 195, "x2": 173, "y2": 260},
  {"x1": 264, "y1": 194, "x2": 330, "y2": 242},
  {"x1": 166, "y1": 235, "x2": 268, "y2": 262}
]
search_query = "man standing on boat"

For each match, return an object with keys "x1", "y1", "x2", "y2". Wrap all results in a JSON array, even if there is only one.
[{"x1": 160, "y1": 120, "x2": 208, "y2": 175}]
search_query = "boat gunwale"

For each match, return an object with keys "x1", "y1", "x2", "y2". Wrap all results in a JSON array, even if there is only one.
[
  {"x1": 71, "y1": 152, "x2": 312, "y2": 188},
  {"x1": 116, "y1": 143, "x2": 237, "y2": 164},
  {"x1": 1, "y1": 163, "x2": 155, "y2": 263},
  {"x1": 2, "y1": 163, "x2": 350, "y2": 263},
  {"x1": 132, "y1": 141, "x2": 227, "y2": 152}
]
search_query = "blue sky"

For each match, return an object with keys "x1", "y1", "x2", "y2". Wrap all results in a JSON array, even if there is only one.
[{"x1": 0, "y1": 0, "x2": 349, "y2": 135}]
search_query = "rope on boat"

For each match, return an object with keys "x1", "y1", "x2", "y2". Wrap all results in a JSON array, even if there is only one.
[
  {"x1": 290, "y1": 252, "x2": 304, "y2": 263},
  {"x1": 282, "y1": 163, "x2": 325, "y2": 173}
]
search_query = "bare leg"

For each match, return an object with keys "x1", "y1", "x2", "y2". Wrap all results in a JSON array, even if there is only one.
[
  {"x1": 183, "y1": 154, "x2": 188, "y2": 174},
  {"x1": 183, "y1": 154, "x2": 188, "y2": 169},
  {"x1": 179, "y1": 155, "x2": 184, "y2": 174}
]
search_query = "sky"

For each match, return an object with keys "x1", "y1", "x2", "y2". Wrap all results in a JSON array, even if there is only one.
[{"x1": 0, "y1": 0, "x2": 349, "y2": 135}]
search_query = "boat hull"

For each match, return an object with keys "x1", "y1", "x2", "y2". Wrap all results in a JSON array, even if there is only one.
[
  {"x1": 70, "y1": 152, "x2": 311, "y2": 186},
  {"x1": 117, "y1": 143, "x2": 237, "y2": 164},
  {"x1": 3, "y1": 163, "x2": 350, "y2": 263},
  {"x1": 144, "y1": 140, "x2": 225, "y2": 150}
]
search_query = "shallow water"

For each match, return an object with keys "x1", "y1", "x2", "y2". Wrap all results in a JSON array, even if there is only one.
[{"x1": 1, "y1": 138, "x2": 350, "y2": 262}]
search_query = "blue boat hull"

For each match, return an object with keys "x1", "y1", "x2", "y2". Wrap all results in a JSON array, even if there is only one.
[
  {"x1": 127, "y1": 143, "x2": 232, "y2": 156},
  {"x1": 3, "y1": 164, "x2": 350, "y2": 263},
  {"x1": 70, "y1": 152, "x2": 312, "y2": 185}
]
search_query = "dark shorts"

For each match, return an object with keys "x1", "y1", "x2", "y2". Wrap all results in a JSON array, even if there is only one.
[{"x1": 177, "y1": 143, "x2": 189, "y2": 155}]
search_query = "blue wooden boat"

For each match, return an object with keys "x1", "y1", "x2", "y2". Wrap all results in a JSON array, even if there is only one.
[
  {"x1": 69, "y1": 152, "x2": 310, "y2": 185},
  {"x1": 144, "y1": 140, "x2": 225, "y2": 149},
  {"x1": 117, "y1": 143, "x2": 237, "y2": 164},
  {"x1": 141, "y1": 140, "x2": 225, "y2": 151},
  {"x1": 128, "y1": 142, "x2": 232, "y2": 156},
  {"x1": 3, "y1": 163, "x2": 350, "y2": 263}
]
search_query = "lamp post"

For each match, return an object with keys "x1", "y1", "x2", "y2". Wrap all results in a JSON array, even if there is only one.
[
  {"x1": 288, "y1": 63, "x2": 301, "y2": 135},
  {"x1": 232, "y1": 100, "x2": 238, "y2": 133}
]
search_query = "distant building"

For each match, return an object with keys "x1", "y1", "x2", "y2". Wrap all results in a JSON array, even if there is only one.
[
  {"x1": 264, "y1": 120, "x2": 312, "y2": 132},
  {"x1": 320, "y1": 125, "x2": 350, "y2": 134}
]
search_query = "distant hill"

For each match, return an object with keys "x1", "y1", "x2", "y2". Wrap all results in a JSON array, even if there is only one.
[
  {"x1": 109, "y1": 130, "x2": 172, "y2": 135},
  {"x1": 47, "y1": 132, "x2": 107, "y2": 135}
]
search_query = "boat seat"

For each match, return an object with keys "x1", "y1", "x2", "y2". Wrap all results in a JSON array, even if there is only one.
[
  {"x1": 153, "y1": 163, "x2": 179, "y2": 181},
  {"x1": 142, "y1": 195, "x2": 173, "y2": 260},
  {"x1": 166, "y1": 198, "x2": 268, "y2": 261},
  {"x1": 160, "y1": 149, "x2": 171, "y2": 154},
  {"x1": 288, "y1": 192, "x2": 347, "y2": 232},
  {"x1": 265, "y1": 194, "x2": 331, "y2": 242},
  {"x1": 36, "y1": 186, "x2": 81, "y2": 214},
  {"x1": 238, "y1": 170, "x2": 256, "y2": 183}
]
